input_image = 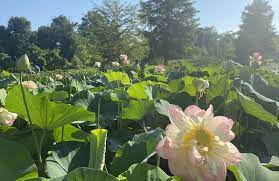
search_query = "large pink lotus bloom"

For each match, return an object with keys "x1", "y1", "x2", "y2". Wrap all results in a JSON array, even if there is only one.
[
  {"x1": 156, "y1": 102, "x2": 241, "y2": 181},
  {"x1": 0, "y1": 108, "x2": 17, "y2": 126},
  {"x1": 154, "y1": 64, "x2": 165, "y2": 73},
  {"x1": 22, "y1": 81, "x2": 38, "y2": 91}
]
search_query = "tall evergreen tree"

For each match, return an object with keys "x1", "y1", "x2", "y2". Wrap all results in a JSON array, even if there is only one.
[
  {"x1": 140, "y1": 0, "x2": 198, "y2": 61},
  {"x1": 236, "y1": 0, "x2": 276, "y2": 64}
]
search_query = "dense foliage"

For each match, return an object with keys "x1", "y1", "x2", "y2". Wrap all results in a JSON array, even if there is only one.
[
  {"x1": 140, "y1": 0, "x2": 198, "y2": 60},
  {"x1": 0, "y1": 57, "x2": 279, "y2": 180}
]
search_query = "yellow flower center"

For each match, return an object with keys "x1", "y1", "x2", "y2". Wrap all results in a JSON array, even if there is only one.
[
  {"x1": 183, "y1": 127, "x2": 214, "y2": 150},
  {"x1": 195, "y1": 128, "x2": 212, "y2": 146}
]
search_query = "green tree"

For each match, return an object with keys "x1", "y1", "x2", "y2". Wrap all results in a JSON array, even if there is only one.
[
  {"x1": 219, "y1": 32, "x2": 236, "y2": 60},
  {"x1": 79, "y1": 0, "x2": 149, "y2": 63},
  {"x1": 6, "y1": 17, "x2": 32, "y2": 59},
  {"x1": 140, "y1": 0, "x2": 198, "y2": 61},
  {"x1": 236, "y1": 0, "x2": 276, "y2": 64},
  {"x1": 74, "y1": 36, "x2": 102, "y2": 66},
  {"x1": 44, "y1": 48, "x2": 67, "y2": 69},
  {"x1": 0, "y1": 53, "x2": 14, "y2": 70},
  {"x1": 0, "y1": 25, "x2": 8, "y2": 52},
  {"x1": 37, "y1": 26, "x2": 56, "y2": 50},
  {"x1": 196, "y1": 27, "x2": 219, "y2": 57},
  {"x1": 37, "y1": 15, "x2": 78, "y2": 60},
  {"x1": 26, "y1": 44, "x2": 48, "y2": 67},
  {"x1": 272, "y1": 35, "x2": 279, "y2": 61}
]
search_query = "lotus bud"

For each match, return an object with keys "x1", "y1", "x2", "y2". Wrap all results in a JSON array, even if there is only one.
[
  {"x1": 16, "y1": 54, "x2": 30, "y2": 71},
  {"x1": 193, "y1": 79, "x2": 209, "y2": 92}
]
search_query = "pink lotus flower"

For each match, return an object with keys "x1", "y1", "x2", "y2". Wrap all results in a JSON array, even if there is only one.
[
  {"x1": 112, "y1": 61, "x2": 120, "y2": 67},
  {"x1": 249, "y1": 52, "x2": 263, "y2": 66},
  {"x1": 55, "y1": 74, "x2": 63, "y2": 80},
  {"x1": 154, "y1": 64, "x2": 165, "y2": 73},
  {"x1": 0, "y1": 108, "x2": 17, "y2": 126},
  {"x1": 22, "y1": 81, "x2": 38, "y2": 91},
  {"x1": 120, "y1": 54, "x2": 130, "y2": 65},
  {"x1": 156, "y1": 103, "x2": 241, "y2": 181}
]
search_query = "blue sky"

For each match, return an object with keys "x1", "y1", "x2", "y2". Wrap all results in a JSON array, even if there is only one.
[{"x1": 0, "y1": 0, "x2": 278, "y2": 33}]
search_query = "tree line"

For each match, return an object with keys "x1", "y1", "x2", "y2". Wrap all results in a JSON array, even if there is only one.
[{"x1": 0, "y1": 0, "x2": 278, "y2": 70}]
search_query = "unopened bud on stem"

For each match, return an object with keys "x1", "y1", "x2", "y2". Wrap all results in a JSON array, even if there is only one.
[{"x1": 16, "y1": 54, "x2": 30, "y2": 71}]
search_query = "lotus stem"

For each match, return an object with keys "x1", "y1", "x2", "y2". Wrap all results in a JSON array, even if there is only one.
[
  {"x1": 61, "y1": 126, "x2": 64, "y2": 142},
  {"x1": 195, "y1": 92, "x2": 199, "y2": 106},
  {"x1": 97, "y1": 96, "x2": 101, "y2": 128},
  {"x1": 19, "y1": 72, "x2": 43, "y2": 168}
]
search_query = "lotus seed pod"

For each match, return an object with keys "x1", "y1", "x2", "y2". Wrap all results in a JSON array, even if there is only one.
[
  {"x1": 193, "y1": 79, "x2": 204, "y2": 91},
  {"x1": 16, "y1": 54, "x2": 30, "y2": 71}
]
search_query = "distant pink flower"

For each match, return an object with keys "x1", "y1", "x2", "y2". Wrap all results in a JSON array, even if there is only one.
[
  {"x1": 249, "y1": 52, "x2": 263, "y2": 66},
  {"x1": 0, "y1": 108, "x2": 17, "y2": 126},
  {"x1": 253, "y1": 52, "x2": 263, "y2": 62},
  {"x1": 55, "y1": 74, "x2": 63, "y2": 80},
  {"x1": 120, "y1": 54, "x2": 130, "y2": 65},
  {"x1": 156, "y1": 103, "x2": 241, "y2": 181},
  {"x1": 154, "y1": 64, "x2": 165, "y2": 73},
  {"x1": 112, "y1": 61, "x2": 120, "y2": 67},
  {"x1": 22, "y1": 81, "x2": 38, "y2": 91}
]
